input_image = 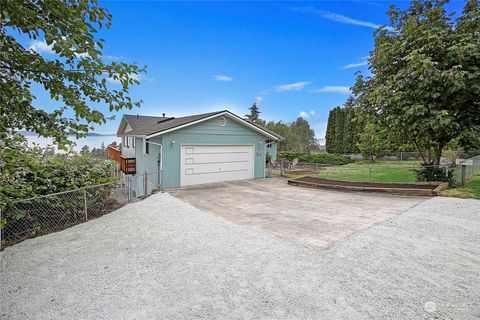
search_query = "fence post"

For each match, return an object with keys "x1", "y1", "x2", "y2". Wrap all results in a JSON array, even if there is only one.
[
  {"x1": 83, "y1": 188, "x2": 88, "y2": 221},
  {"x1": 461, "y1": 165, "x2": 467, "y2": 187},
  {"x1": 368, "y1": 166, "x2": 372, "y2": 183}
]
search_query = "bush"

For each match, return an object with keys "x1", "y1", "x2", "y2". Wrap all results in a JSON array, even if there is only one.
[
  {"x1": 0, "y1": 135, "x2": 117, "y2": 203},
  {"x1": 413, "y1": 166, "x2": 455, "y2": 187},
  {"x1": 278, "y1": 151, "x2": 353, "y2": 165}
]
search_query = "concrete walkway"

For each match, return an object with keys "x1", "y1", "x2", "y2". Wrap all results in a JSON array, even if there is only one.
[{"x1": 1, "y1": 192, "x2": 479, "y2": 319}]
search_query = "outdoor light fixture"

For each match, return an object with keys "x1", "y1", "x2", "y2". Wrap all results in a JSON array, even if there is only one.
[{"x1": 171, "y1": 140, "x2": 176, "y2": 146}]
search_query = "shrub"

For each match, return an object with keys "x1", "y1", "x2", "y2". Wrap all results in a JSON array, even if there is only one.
[
  {"x1": 278, "y1": 151, "x2": 353, "y2": 165},
  {"x1": 412, "y1": 166, "x2": 455, "y2": 187}
]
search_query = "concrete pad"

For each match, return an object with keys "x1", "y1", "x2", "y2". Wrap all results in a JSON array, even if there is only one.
[{"x1": 168, "y1": 177, "x2": 428, "y2": 248}]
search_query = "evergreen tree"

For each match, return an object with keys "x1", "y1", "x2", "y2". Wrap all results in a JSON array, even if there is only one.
[
  {"x1": 245, "y1": 102, "x2": 261, "y2": 122},
  {"x1": 334, "y1": 107, "x2": 345, "y2": 153},
  {"x1": 325, "y1": 109, "x2": 336, "y2": 153}
]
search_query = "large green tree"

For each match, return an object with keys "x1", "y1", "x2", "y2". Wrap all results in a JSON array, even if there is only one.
[
  {"x1": 353, "y1": 0, "x2": 480, "y2": 165},
  {"x1": 0, "y1": 0, "x2": 144, "y2": 146}
]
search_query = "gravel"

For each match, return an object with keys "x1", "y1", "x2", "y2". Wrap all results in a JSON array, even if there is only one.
[{"x1": 1, "y1": 193, "x2": 479, "y2": 319}]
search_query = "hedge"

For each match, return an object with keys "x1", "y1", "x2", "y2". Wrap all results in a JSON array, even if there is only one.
[{"x1": 278, "y1": 151, "x2": 353, "y2": 165}]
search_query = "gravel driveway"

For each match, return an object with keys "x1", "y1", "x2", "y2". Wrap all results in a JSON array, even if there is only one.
[{"x1": 1, "y1": 193, "x2": 479, "y2": 319}]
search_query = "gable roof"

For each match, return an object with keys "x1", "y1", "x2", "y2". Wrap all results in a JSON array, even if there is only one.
[{"x1": 117, "y1": 110, "x2": 283, "y2": 141}]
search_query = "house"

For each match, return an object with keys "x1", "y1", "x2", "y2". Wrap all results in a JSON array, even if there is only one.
[{"x1": 110, "y1": 110, "x2": 283, "y2": 196}]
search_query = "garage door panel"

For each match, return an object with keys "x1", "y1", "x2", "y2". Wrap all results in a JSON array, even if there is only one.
[
  {"x1": 181, "y1": 145, "x2": 254, "y2": 187},
  {"x1": 183, "y1": 161, "x2": 251, "y2": 174},
  {"x1": 184, "y1": 152, "x2": 251, "y2": 164},
  {"x1": 184, "y1": 145, "x2": 252, "y2": 154}
]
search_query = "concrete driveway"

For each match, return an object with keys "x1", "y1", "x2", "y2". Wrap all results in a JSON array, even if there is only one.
[{"x1": 169, "y1": 178, "x2": 427, "y2": 247}]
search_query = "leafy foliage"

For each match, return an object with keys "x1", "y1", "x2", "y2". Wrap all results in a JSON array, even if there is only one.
[
  {"x1": 357, "y1": 122, "x2": 390, "y2": 161},
  {"x1": 353, "y1": 0, "x2": 480, "y2": 165},
  {"x1": 278, "y1": 151, "x2": 353, "y2": 165},
  {"x1": 264, "y1": 118, "x2": 317, "y2": 152},
  {"x1": 413, "y1": 166, "x2": 455, "y2": 187},
  {"x1": 0, "y1": 135, "x2": 116, "y2": 204},
  {"x1": 0, "y1": 0, "x2": 144, "y2": 146}
]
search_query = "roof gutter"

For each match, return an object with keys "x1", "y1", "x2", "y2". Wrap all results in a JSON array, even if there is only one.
[{"x1": 145, "y1": 111, "x2": 280, "y2": 141}]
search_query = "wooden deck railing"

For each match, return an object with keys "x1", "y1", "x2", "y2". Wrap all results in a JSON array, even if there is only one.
[
  {"x1": 119, "y1": 156, "x2": 136, "y2": 175},
  {"x1": 107, "y1": 146, "x2": 136, "y2": 174}
]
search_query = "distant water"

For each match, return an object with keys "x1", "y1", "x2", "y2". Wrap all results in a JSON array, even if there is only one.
[{"x1": 25, "y1": 134, "x2": 120, "y2": 152}]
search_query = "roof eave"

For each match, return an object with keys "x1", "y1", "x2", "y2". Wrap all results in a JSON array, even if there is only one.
[{"x1": 144, "y1": 110, "x2": 281, "y2": 141}]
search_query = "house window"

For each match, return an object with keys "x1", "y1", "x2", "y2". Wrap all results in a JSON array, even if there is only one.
[
  {"x1": 266, "y1": 139, "x2": 273, "y2": 147},
  {"x1": 126, "y1": 137, "x2": 129, "y2": 148},
  {"x1": 132, "y1": 138, "x2": 135, "y2": 148},
  {"x1": 122, "y1": 137, "x2": 125, "y2": 147},
  {"x1": 145, "y1": 139, "x2": 149, "y2": 155}
]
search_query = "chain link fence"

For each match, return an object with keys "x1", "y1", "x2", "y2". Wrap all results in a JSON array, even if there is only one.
[
  {"x1": 273, "y1": 160, "x2": 456, "y2": 184},
  {"x1": 0, "y1": 180, "x2": 132, "y2": 249}
]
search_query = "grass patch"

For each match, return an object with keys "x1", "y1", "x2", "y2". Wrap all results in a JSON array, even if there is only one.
[
  {"x1": 440, "y1": 175, "x2": 480, "y2": 199},
  {"x1": 310, "y1": 161, "x2": 421, "y2": 183}
]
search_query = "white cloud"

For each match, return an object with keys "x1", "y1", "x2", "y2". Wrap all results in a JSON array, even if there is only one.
[
  {"x1": 275, "y1": 81, "x2": 310, "y2": 92},
  {"x1": 214, "y1": 75, "x2": 233, "y2": 82},
  {"x1": 104, "y1": 55, "x2": 123, "y2": 60},
  {"x1": 312, "y1": 122, "x2": 328, "y2": 140},
  {"x1": 298, "y1": 111, "x2": 310, "y2": 119},
  {"x1": 313, "y1": 86, "x2": 351, "y2": 94},
  {"x1": 29, "y1": 39, "x2": 55, "y2": 55},
  {"x1": 29, "y1": 39, "x2": 90, "y2": 58},
  {"x1": 292, "y1": 7, "x2": 391, "y2": 30},
  {"x1": 107, "y1": 73, "x2": 140, "y2": 84},
  {"x1": 310, "y1": 110, "x2": 316, "y2": 117},
  {"x1": 107, "y1": 73, "x2": 154, "y2": 84},
  {"x1": 342, "y1": 60, "x2": 368, "y2": 69},
  {"x1": 254, "y1": 96, "x2": 264, "y2": 103}
]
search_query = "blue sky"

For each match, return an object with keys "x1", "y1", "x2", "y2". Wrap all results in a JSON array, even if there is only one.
[{"x1": 27, "y1": 0, "x2": 464, "y2": 139}]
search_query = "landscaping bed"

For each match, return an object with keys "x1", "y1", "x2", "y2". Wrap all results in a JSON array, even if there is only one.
[{"x1": 288, "y1": 176, "x2": 448, "y2": 196}]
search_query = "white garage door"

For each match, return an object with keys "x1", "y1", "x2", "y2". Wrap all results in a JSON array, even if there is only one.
[{"x1": 180, "y1": 145, "x2": 254, "y2": 187}]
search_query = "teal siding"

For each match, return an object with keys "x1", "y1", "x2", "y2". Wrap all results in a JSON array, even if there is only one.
[
  {"x1": 131, "y1": 115, "x2": 276, "y2": 192},
  {"x1": 162, "y1": 117, "x2": 267, "y2": 188},
  {"x1": 131, "y1": 137, "x2": 163, "y2": 197},
  {"x1": 266, "y1": 142, "x2": 278, "y2": 161}
]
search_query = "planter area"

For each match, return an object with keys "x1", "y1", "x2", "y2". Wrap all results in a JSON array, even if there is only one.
[{"x1": 288, "y1": 176, "x2": 449, "y2": 196}]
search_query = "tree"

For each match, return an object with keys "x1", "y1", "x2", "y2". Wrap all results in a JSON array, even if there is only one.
[
  {"x1": 325, "y1": 108, "x2": 336, "y2": 153},
  {"x1": 353, "y1": 0, "x2": 480, "y2": 165},
  {"x1": 288, "y1": 117, "x2": 317, "y2": 152},
  {"x1": 1, "y1": 0, "x2": 144, "y2": 146},
  {"x1": 245, "y1": 102, "x2": 261, "y2": 122},
  {"x1": 357, "y1": 123, "x2": 390, "y2": 162},
  {"x1": 333, "y1": 107, "x2": 345, "y2": 153},
  {"x1": 80, "y1": 145, "x2": 90, "y2": 155}
]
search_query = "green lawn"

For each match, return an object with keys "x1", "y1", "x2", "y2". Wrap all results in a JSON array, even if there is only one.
[
  {"x1": 310, "y1": 160, "x2": 421, "y2": 183},
  {"x1": 441, "y1": 175, "x2": 480, "y2": 199}
]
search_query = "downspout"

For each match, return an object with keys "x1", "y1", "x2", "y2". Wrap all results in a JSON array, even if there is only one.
[
  {"x1": 264, "y1": 140, "x2": 275, "y2": 179},
  {"x1": 144, "y1": 138, "x2": 164, "y2": 192}
]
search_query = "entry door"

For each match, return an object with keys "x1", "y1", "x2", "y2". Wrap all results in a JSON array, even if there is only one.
[{"x1": 180, "y1": 145, "x2": 254, "y2": 186}]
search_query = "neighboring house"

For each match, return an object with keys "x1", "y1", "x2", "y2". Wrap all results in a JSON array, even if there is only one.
[{"x1": 111, "y1": 110, "x2": 283, "y2": 196}]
